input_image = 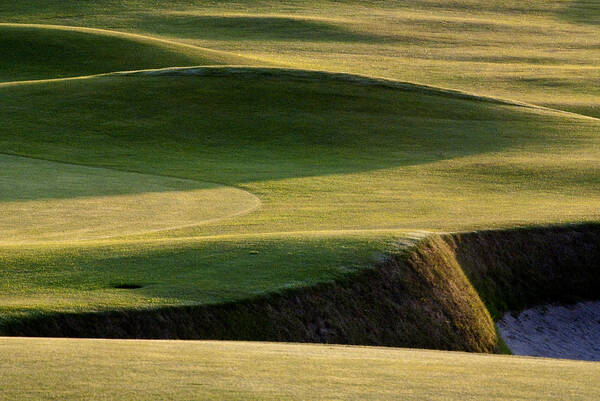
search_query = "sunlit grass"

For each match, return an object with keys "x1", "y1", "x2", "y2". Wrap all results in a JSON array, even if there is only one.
[
  {"x1": 0, "y1": 154, "x2": 259, "y2": 242},
  {"x1": 2, "y1": 0, "x2": 599, "y2": 115},
  {"x1": 0, "y1": 232, "x2": 414, "y2": 319},
  {"x1": 1, "y1": 338, "x2": 599, "y2": 401},
  {"x1": 0, "y1": 70, "x2": 598, "y2": 320},
  {"x1": 1, "y1": 0, "x2": 599, "y2": 398},
  {"x1": 1, "y1": 73, "x2": 598, "y2": 240}
]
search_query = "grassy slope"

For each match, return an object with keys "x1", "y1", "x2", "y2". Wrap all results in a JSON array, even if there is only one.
[
  {"x1": 1, "y1": 338, "x2": 599, "y2": 401},
  {"x1": 1, "y1": 71, "x2": 599, "y2": 320},
  {"x1": 1, "y1": 0, "x2": 599, "y2": 116},
  {"x1": 0, "y1": 154, "x2": 259, "y2": 242},
  {"x1": 2, "y1": 73, "x2": 599, "y2": 235},
  {"x1": 0, "y1": 24, "x2": 255, "y2": 83},
  {"x1": 0, "y1": 232, "x2": 410, "y2": 321},
  {"x1": 0, "y1": 1, "x2": 598, "y2": 397}
]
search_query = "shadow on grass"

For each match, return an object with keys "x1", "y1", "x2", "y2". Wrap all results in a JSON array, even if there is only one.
[
  {"x1": 0, "y1": 153, "x2": 216, "y2": 202},
  {"x1": 0, "y1": 25, "x2": 224, "y2": 83},
  {"x1": 0, "y1": 72, "x2": 567, "y2": 186},
  {"x1": 132, "y1": 15, "x2": 391, "y2": 43},
  {"x1": 558, "y1": 0, "x2": 600, "y2": 25}
]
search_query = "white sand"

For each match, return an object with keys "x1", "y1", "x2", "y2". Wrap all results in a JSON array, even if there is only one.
[{"x1": 497, "y1": 301, "x2": 600, "y2": 361}]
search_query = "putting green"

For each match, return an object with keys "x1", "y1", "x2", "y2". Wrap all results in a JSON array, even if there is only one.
[{"x1": 0, "y1": 154, "x2": 259, "y2": 242}]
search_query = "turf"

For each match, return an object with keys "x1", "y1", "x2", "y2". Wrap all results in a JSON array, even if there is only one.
[
  {"x1": 0, "y1": 154, "x2": 259, "y2": 242},
  {"x1": 0, "y1": 24, "x2": 255, "y2": 83},
  {"x1": 1, "y1": 1, "x2": 599, "y2": 116},
  {"x1": 1, "y1": 70, "x2": 598, "y2": 321},
  {"x1": 1, "y1": 0, "x2": 599, "y2": 398},
  {"x1": 1, "y1": 338, "x2": 599, "y2": 401},
  {"x1": 1, "y1": 72, "x2": 598, "y2": 240},
  {"x1": 0, "y1": 232, "x2": 410, "y2": 321}
]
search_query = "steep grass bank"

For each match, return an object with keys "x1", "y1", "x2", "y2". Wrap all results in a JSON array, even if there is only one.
[
  {"x1": 0, "y1": 235, "x2": 497, "y2": 352},
  {"x1": 444, "y1": 224, "x2": 600, "y2": 320},
  {"x1": 3, "y1": 224, "x2": 598, "y2": 353}
]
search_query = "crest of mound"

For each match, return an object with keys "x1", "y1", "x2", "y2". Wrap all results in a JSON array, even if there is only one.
[
  {"x1": 0, "y1": 23, "x2": 257, "y2": 83},
  {"x1": 0, "y1": 155, "x2": 260, "y2": 243},
  {"x1": 129, "y1": 65, "x2": 600, "y2": 121}
]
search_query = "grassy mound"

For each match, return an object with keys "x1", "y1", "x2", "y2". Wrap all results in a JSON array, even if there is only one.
[
  {"x1": 5, "y1": 224, "x2": 598, "y2": 354},
  {"x1": 0, "y1": 24, "x2": 255, "y2": 82},
  {"x1": 1, "y1": 70, "x2": 598, "y2": 235},
  {"x1": 2, "y1": 1, "x2": 600, "y2": 116},
  {"x1": 0, "y1": 233, "x2": 408, "y2": 321},
  {"x1": 0, "y1": 69, "x2": 598, "y2": 332},
  {"x1": 1, "y1": 234, "x2": 497, "y2": 354}
]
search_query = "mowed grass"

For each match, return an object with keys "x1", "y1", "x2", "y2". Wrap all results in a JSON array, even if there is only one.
[
  {"x1": 0, "y1": 232, "x2": 411, "y2": 321},
  {"x1": 0, "y1": 24, "x2": 255, "y2": 83},
  {"x1": 1, "y1": 0, "x2": 599, "y2": 116},
  {"x1": 0, "y1": 1, "x2": 599, "y2": 398},
  {"x1": 1, "y1": 72, "x2": 598, "y2": 239},
  {"x1": 1, "y1": 338, "x2": 599, "y2": 401},
  {"x1": 0, "y1": 70, "x2": 598, "y2": 321},
  {"x1": 0, "y1": 154, "x2": 259, "y2": 242}
]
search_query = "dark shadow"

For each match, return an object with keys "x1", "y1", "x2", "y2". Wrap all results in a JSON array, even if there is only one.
[
  {"x1": 112, "y1": 283, "x2": 143, "y2": 289},
  {"x1": 558, "y1": 0, "x2": 600, "y2": 24},
  {"x1": 0, "y1": 25, "x2": 213, "y2": 83},
  {"x1": 0, "y1": 153, "x2": 213, "y2": 202},
  {"x1": 0, "y1": 71, "x2": 580, "y2": 187},
  {"x1": 133, "y1": 15, "x2": 392, "y2": 43}
]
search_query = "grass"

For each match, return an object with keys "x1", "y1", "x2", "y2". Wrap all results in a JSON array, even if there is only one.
[
  {"x1": 1, "y1": 338, "x2": 599, "y2": 400},
  {"x1": 0, "y1": 154, "x2": 258, "y2": 242},
  {"x1": 0, "y1": 24, "x2": 255, "y2": 83},
  {"x1": 0, "y1": 69, "x2": 598, "y2": 325},
  {"x1": 1, "y1": 1, "x2": 599, "y2": 116},
  {"x1": 1, "y1": 0, "x2": 599, "y2": 397},
  {"x1": 1, "y1": 72, "x2": 598, "y2": 239},
  {"x1": 0, "y1": 232, "x2": 410, "y2": 320}
]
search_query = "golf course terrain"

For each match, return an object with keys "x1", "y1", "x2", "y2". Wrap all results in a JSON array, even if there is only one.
[{"x1": 1, "y1": 0, "x2": 599, "y2": 399}]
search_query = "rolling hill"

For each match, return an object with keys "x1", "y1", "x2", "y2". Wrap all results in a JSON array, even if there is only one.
[{"x1": 1, "y1": 0, "x2": 599, "y2": 399}]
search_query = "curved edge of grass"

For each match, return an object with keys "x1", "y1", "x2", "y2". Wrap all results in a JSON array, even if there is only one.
[
  {"x1": 3, "y1": 61, "x2": 598, "y2": 123},
  {"x1": 0, "y1": 22, "x2": 264, "y2": 64},
  {"x1": 2, "y1": 223, "x2": 598, "y2": 354},
  {"x1": 117, "y1": 65, "x2": 600, "y2": 121}
]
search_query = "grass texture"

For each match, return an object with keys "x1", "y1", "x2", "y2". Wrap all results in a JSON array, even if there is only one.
[
  {"x1": 0, "y1": 154, "x2": 259, "y2": 242},
  {"x1": 1, "y1": 69, "x2": 598, "y2": 321},
  {"x1": 0, "y1": 24, "x2": 255, "y2": 83},
  {"x1": 1, "y1": 338, "x2": 599, "y2": 401},
  {"x1": 0, "y1": 0, "x2": 599, "y2": 398},
  {"x1": 1, "y1": 0, "x2": 599, "y2": 116}
]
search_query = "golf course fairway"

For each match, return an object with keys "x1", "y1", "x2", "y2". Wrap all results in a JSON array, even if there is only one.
[{"x1": 1, "y1": 0, "x2": 599, "y2": 399}]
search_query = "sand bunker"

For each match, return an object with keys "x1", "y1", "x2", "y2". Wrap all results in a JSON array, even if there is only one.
[{"x1": 497, "y1": 301, "x2": 600, "y2": 361}]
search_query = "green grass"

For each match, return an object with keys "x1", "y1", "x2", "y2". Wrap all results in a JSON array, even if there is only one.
[
  {"x1": 0, "y1": 154, "x2": 259, "y2": 242},
  {"x1": 1, "y1": 0, "x2": 599, "y2": 116},
  {"x1": 1, "y1": 338, "x2": 599, "y2": 400},
  {"x1": 0, "y1": 70, "x2": 598, "y2": 321},
  {"x1": 0, "y1": 232, "x2": 410, "y2": 320},
  {"x1": 1, "y1": 0, "x2": 599, "y2": 397},
  {"x1": 0, "y1": 24, "x2": 255, "y2": 83},
  {"x1": 1, "y1": 72, "x2": 598, "y2": 239}
]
